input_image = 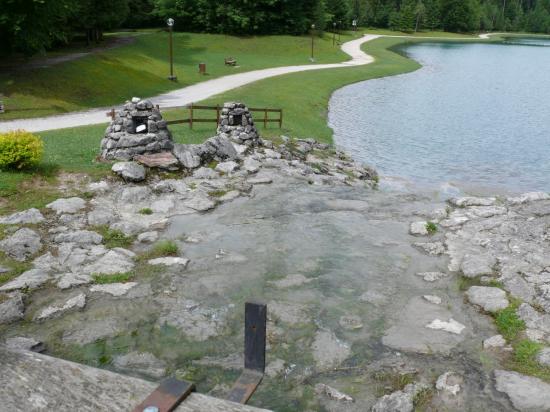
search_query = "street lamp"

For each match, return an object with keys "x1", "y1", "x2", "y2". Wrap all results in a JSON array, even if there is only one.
[
  {"x1": 310, "y1": 24, "x2": 315, "y2": 62},
  {"x1": 167, "y1": 18, "x2": 177, "y2": 81},
  {"x1": 333, "y1": 22, "x2": 336, "y2": 46},
  {"x1": 338, "y1": 20, "x2": 342, "y2": 43}
]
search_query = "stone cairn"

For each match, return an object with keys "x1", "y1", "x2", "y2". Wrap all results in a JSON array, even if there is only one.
[
  {"x1": 216, "y1": 102, "x2": 259, "y2": 146},
  {"x1": 100, "y1": 97, "x2": 173, "y2": 161}
]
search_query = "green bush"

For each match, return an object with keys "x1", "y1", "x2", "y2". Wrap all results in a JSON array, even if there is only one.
[{"x1": 0, "y1": 130, "x2": 43, "y2": 170}]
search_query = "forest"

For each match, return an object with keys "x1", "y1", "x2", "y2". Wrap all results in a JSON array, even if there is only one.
[{"x1": 2, "y1": 0, "x2": 550, "y2": 56}]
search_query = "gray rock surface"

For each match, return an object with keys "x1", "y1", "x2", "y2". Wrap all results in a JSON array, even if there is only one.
[
  {"x1": 113, "y1": 351, "x2": 167, "y2": 379},
  {"x1": 54, "y1": 230, "x2": 103, "y2": 245},
  {"x1": 536, "y1": 347, "x2": 550, "y2": 367},
  {"x1": 311, "y1": 330, "x2": 351, "y2": 370},
  {"x1": 0, "y1": 269, "x2": 50, "y2": 291},
  {"x1": 371, "y1": 389, "x2": 413, "y2": 412},
  {"x1": 466, "y1": 286, "x2": 509, "y2": 312},
  {"x1": 494, "y1": 369, "x2": 550, "y2": 411},
  {"x1": 90, "y1": 282, "x2": 137, "y2": 296},
  {"x1": 4, "y1": 336, "x2": 45, "y2": 352},
  {"x1": 0, "y1": 228, "x2": 42, "y2": 261},
  {"x1": 148, "y1": 257, "x2": 189, "y2": 268},
  {"x1": 34, "y1": 293, "x2": 86, "y2": 321},
  {"x1": 483, "y1": 334, "x2": 506, "y2": 349},
  {"x1": 409, "y1": 221, "x2": 428, "y2": 236},
  {"x1": 215, "y1": 161, "x2": 239, "y2": 174},
  {"x1": 112, "y1": 162, "x2": 146, "y2": 182},
  {"x1": 46, "y1": 197, "x2": 86, "y2": 214},
  {"x1": 0, "y1": 292, "x2": 25, "y2": 324},
  {"x1": 0, "y1": 208, "x2": 45, "y2": 224}
]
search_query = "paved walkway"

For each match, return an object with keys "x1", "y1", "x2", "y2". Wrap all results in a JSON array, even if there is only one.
[{"x1": 0, "y1": 34, "x2": 380, "y2": 133}]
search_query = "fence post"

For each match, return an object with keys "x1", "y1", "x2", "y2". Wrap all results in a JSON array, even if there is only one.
[
  {"x1": 263, "y1": 109, "x2": 267, "y2": 129},
  {"x1": 189, "y1": 103, "x2": 193, "y2": 129},
  {"x1": 279, "y1": 110, "x2": 283, "y2": 128}
]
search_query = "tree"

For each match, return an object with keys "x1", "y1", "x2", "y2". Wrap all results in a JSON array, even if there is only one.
[
  {"x1": 439, "y1": 0, "x2": 480, "y2": 32},
  {"x1": 415, "y1": 0, "x2": 426, "y2": 31}
]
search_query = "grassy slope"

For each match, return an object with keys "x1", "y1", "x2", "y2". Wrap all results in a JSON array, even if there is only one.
[{"x1": 0, "y1": 31, "x2": 350, "y2": 120}]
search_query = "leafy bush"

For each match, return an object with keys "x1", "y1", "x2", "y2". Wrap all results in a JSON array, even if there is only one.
[{"x1": 0, "y1": 130, "x2": 43, "y2": 170}]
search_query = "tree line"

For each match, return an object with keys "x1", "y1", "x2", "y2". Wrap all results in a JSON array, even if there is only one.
[{"x1": 2, "y1": 0, "x2": 550, "y2": 56}]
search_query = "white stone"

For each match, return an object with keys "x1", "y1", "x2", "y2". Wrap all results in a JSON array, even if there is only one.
[
  {"x1": 270, "y1": 274, "x2": 312, "y2": 289},
  {"x1": 0, "y1": 208, "x2": 45, "y2": 224},
  {"x1": 409, "y1": 221, "x2": 428, "y2": 236},
  {"x1": 413, "y1": 241, "x2": 445, "y2": 255},
  {"x1": 494, "y1": 369, "x2": 550, "y2": 411},
  {"x1": 34, "y1": 293, "x2": 86, "y2": 321},
  {"x1": 466, "y1": 286, "x2": 509, "y2": 313},
  {"x1": 243, "y1": 157, "x2": 261, "y2": 173},
  {"x1": 423, "y1": 295, "x2": 442, "y2": 305},
  {"x1": 46, "y1": 197, "x2": 86, "y2": 214},
  {"x1": 436, "y1": 371, "x2": 461, "y2": 395},
  {"x1": 508, "y1": 192, "x2": 550, "y2": 205},
  {"x1": 90, "y1": 282, "x2": 137, "y2": 296},
  {"x1": 215, "y1": 161, "x2": 239, "y2": 174},
  {"x1": 425, "y1": 318, "x2": 466, "y2": 335},
  {"x1": 449, "y1": 196, "x2": 496, "y2": 207},
  {"x1": 82, "y1": 249, "x2": 135, "y2": 275},
  {"x1": 148, "y1": 257, "x2": 190, "y2": 268},
  {"x1": 483, "y1": 334, "x2": 506, "y2": 349},
  {"x1": 0, "y1": 228, "x2": 42, "y2": 262},
  {"x1": 416, "y1": 272, "x2": 448, "y2": 282}
]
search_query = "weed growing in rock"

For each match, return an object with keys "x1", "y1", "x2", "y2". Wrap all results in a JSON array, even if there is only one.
[
  {"x1": 494, "y1": 301, "x2": 525, "y2": 341},
  {"x1": 372, "y1": 370, "x2": 416, "y2": 396},
  {"x1": 139, "y1": 240, "x2": 180, "y2": 262},
  {"x1": 505, "y1": 339, "x2": 550, "y2": 382},
  {"x1": 139, "y1": 208, "x2": 153, "y2": 215},
  {"x1": 425, "y1": 221, "x2": 437, "y2": 235},
  {"x1": 92, "y1": 272, "x2": 134, "y2": 284},
  {"x1": 208, "y1": 190, "x2": 227, "y2": 198},
  {"x1": 413, "y1": 387, "x2": 434, "y2": 409},
  {"x1": 94, "y1": 226, "x2": 134, "y2": 248}
]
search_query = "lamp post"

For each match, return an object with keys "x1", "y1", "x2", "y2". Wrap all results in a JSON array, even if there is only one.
[
  {"x1": 352, "y1": 19, "x2": 357, "y2": 33},
  {"x1": 333, "y1": 22, "x2": 336, "y2": 46},
  {"x1": 167, "y1": 18, "x2": 177, "y2": 81},
  {"x1": 310, "y1": 24, "x2": 315, "y2": 62},
  {"x1": 338, "y1": 20, "x2": 342, "y2": 43}
]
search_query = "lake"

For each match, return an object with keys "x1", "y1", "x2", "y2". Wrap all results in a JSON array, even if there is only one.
[{"x1": 329, "y1": 38, "x2": 550, "y2": 195}]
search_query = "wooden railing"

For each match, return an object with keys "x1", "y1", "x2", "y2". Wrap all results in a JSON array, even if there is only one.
[{"x1": 166, "y1": 104, "x2": 283, "y2": 129}]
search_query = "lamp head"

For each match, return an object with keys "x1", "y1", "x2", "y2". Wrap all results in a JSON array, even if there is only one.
[{"x1": 167, "y1": 18, "x2": 175, "y2": 27}]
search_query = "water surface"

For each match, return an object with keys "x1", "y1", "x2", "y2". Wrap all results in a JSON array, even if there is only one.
[{"x1": 329, "y1": 39, "x2": 550, "y2": 194}]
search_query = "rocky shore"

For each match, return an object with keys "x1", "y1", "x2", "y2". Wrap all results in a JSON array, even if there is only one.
[{"x1": 2, "y1": 124, "x2": 550, "y2": 410}]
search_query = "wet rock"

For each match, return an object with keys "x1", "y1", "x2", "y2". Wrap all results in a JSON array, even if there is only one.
[
  {"x1": 449, "y1": 196, "x2": 496, "y2": 207},
  {"x1": 314, "y1": 383, "x2": 353, "y2": 402},
  {"x1": 148, "y1": 257, "x2": 190, "y2": 268},
  {"x1": 436, "y1": 371, "x2": 462, "y2": 395},
  {"x1": 494, "y1": 369, "x2": 550, "y2": 411},
  {"x1": 416, "y1": 272, "x2": 448, "y2": 282},
  {"x1": 423, "y1": 295, "x2": 442, "y2": 305},
  {"x1": 483, "y1": 335, "x2": 506, "y2": 349},
  {"x1": 4, "y1": 336, "x2": 45, "y2": 352},
  {"x1": 0, "y1": 228, "x2": 42, "y2": 261},
  {"x1": 46, "y1": 197, "x2": 86, "y2": 214},
  {"x1": 193, "y1": 167, "x2": 219, "y2": 179},
  {"x1": 113, "y1": 351, "x2": 167, "y2": 379},
  {"x1": 536, "y1": 347, "x2": 550, "y2": 367},
  {"x1": 54, "y1": 230, "x2": 102, "y2": 245},
  {"x1": 0, "y1": 269, "x2": 51, "y2": 292},
  {"x1": 215, "y1": 161, "x2": 239, "y2": 174},
  {"x1": 339, "y1": 315, "x2": 363, "y2": 330},
  {"x1": 460, "y1": 253, "x2": 496, "y2": 278},
  {"x1": 134, "y1": 152, "x2": 179, "y2": 170},
  {"x1": 425, "y1": 318, "x2": 466, "y2": 335},
  {"x1": 112, "y1": 162, "x2": 146, "y2": 182},
  {"x1": 269, "y1": 274, "x2": 312, "y2": 289},
  {"x1": 409, "y1": 221, "x2": 429, "y2": 236},
  {"x1": 0, "y1": 208, "x2": 45, "y2": 224},
  {"x1": 466, "y1": 286, "x2": 508, "y2": 312},
  {"x1": 508, "y1": 192, "x2": 550, "y2": 205},
  {"x1": 34, "y1": 293, "x2": 86, "y2": 321},
  {"x1": 137, "y1": 231, "x2": 158, "y2": 243},
  {"x1": 90, "y1": 282, "x2": 137, "y2": 296},
  {"x1": 413, "y1": 241, "x2": 445, "y2": 256},
  {"x1": 0, "y1": 292, "x2": 25, "y2": 324},
  {"x1": 57, "y1": 273, "x2": 92, "y2": 289},
  {"x1": 311, "y1": 329, "x2": 351, "y2": 370}
]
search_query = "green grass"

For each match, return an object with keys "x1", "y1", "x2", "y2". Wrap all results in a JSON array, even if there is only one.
[
  {"x1": 494, "y1": 301, "x2": 525, "y2": 341},
  {"x1": 0, "y1": 31, "x2": 352, "y2": 121},
  {"x1": 425, "y1": 221, "x2": 437, "y2": 235},
  {"x1": 139, "y1": 207, "x2": 153, "y2": 215},
  {"x1": 93, "y1": 226, "x2": 134, "y2": 249},
  {"x1": 208, "y1": 190, "x2": 228, "y2": 198},
  {"x1": 0, "y1": 251, "x2": 32, "y2": 285},
  {"x1": 92, "y1": 272, "x2": 134, "y2": 284},
  {"x1": 139, "y1": 240, "x2": 179, "y2": 261}
]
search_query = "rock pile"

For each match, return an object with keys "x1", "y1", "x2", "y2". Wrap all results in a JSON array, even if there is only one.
[
  {"x1": 216, "y1": 102, "x2": 259, "y2": 146},
  {"x1": 100, "y1": 97, "x2": 173, "y2": 161}
]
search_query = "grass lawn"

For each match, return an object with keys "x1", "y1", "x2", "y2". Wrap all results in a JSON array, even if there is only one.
[{"x1": 0, "y1": 31, "x2": 352, "y2": 120}]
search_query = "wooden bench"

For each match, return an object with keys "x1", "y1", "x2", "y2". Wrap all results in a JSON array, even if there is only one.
[{"x1": 225, "y1": 57, "x2": 237, "y2": 66}]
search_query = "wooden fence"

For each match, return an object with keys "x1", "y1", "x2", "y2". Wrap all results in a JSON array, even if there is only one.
[{"x1": 166, "y1": 104, "x2": 283, "y2": 129}]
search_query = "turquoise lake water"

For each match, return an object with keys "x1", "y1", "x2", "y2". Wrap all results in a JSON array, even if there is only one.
[{"x1": 329, "y1": 38, "x2": 550, "y2": 194}]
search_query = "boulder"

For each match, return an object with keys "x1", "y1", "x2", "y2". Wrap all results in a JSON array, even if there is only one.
[
  {"x1": 466, "y1": 286, "x2": 509, "y2": 312},
  {"x1": 46, "y1": 197, "x2": 86, "y2": 214},
  {"x1": 494, "y1": 369, "x2": 550, "y2": 411},
  {"x1": 0, "y1": 228, "x2": 42, "y2": 261},
  {"x1": 0, "y1": 208, "x2": 45, "y2": 225},
  {"x1": 112, "y1": 162, "x2": 146, "y2": 182},
  {"x1": 0, "y1": 292, "x2": 25, "y2": 324},
  {"x1": 173, "y1": 144, "x2": 202, "y2": 169}
]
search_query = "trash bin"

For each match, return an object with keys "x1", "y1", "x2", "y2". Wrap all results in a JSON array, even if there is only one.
[{"x1": 199, "y1": 63, "x2": 206, "y2": 75}]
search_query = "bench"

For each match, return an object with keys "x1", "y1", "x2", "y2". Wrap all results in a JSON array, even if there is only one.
[{"x1": 225, "y1": 57, "x2": 237, "y2": 66}]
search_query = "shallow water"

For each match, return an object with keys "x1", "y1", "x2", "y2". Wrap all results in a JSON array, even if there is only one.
[{"x1": 329, "y1": 39, "x2": 550, "y2": 194}]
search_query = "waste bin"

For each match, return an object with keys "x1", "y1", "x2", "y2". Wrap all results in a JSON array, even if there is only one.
[{"x1": 199, "y1": 63, "x2": 206, "y2": 75}]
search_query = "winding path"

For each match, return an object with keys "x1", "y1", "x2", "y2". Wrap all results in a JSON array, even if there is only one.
[
  {"x1": 0, "y1": 32, "x2": 498, "y2": 133},
  {"x1": 0, "y1": 35, "x2": 379, "y2": 133}
]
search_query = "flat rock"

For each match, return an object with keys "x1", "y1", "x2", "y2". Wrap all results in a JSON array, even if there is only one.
[
  {"x1": 0, "y1": 292, "x2": 25, "y2": 324},
  {"x1": 0, "y1": 228, "x2": 42, "y2": 261},
  {"x1": 193, "y1": 167, "x2": 219, "y2": 179},
  {"x1": 311, "y1": 329, "x2": 351, "y2": 370},
  {"x1": 269, "y1": 274, "x2": 312, "y2": 289},
  {"x1": 110, "y1": 220, "x2": 146, "y2": 236},
  {"x1": 54, "y1": 230, "x2": 102, "y2": 245},
  {"x1": 494, "y1": 369, "x2": 550, "y2": 411},
  {"x1": 449, "y1": 196, "x2": 496, "y2": 207},
  {"x1": 243, "y1": 158, "x2": 261, "y2": 173},
  {"x1": 409, "y1": 221, "x2": 428, "y2": 236},
  {"x1": 148, "y1": 257, "x2": 189, "y2": 268},
  {"x1": 0, "y1": 208, "x2": 45, "y2": 224},
  {"x1": 113, "y1": 351, "x2": 167, "y2": 379},
  {"x1": 371, "y1": 389, "x2": 413, "y2": 412},
  {"x1": 63, "y1": 318, "x2": 126, "y2": 345},
  {"x1": 423, "y1": 295, "x2": 442, "y2": 304},
  {"x1": 314, "y1": 383, "x2": 353, "y2": 402},
  {"x1": 0, "y1": 269, "x2": 51, "y2": 291},
  {"x1": 219, "y1": 190, "x2": 240, "y2": 202},
  {"x1": 82, "y1": 249, "x2": 135, "y2": 275},
  {"x1": 215, "y1": 161, "x2": 239, "y2": 174},
  {"x1": 359, "y1": 290, "x2": 387, "y2": 305},
  {"x1": 460, "y1": 253, "x2": 496, "y2": 278},
  {"x1": 416, "y1": 272, "x2": 448, "y2": 282},
  {"x1": 46, "y1": 197, "x2": 86, "y2": 214},
  {"x1": 57, "y1": 273, "x2": 92, "y2": 289},
  {"x1": 413, "y1": 241, "x2": 445, "y2": 256},
  {"x1": 508, "y1": 192, "x2": 550, "y2": 205},
  {"x1": 112, "y1": 162, "x2": 146, "y2": 182},
  {"x1": 90, "y1": 282, "x2": 137, "y2": 296},
  {"x1": 4, "y1": 336, "x2": 45, "y2": 352},
  {"x1": 137, "y1": 231, "x2": 158, "y2": 243},
  {"x1": 466, "y1": 286, "x2": 508, "y2": 312},
  {"x1": 183, "y1": 194, "x2": 216, "y2": 211},
  {"x1": 484, "y1": 334, "x2": 506, "y2": 349},
  {"x1": 134, "y1": 152, "x2": 179, "y2": 170},
  {"x1": 248, "y1": 176, "x2": 273, "y2": 185},
  {"x1": 268, "y1": 301, "x2": 309, "y2": 325},
  {"x1": 426, "y1": 318, "x2": 466, "y2": 335},
  {"x1": 34, "y1": 293, "x2": 86, "y2": 321}
]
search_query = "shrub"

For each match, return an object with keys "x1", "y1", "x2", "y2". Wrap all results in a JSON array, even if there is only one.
[{"x1": 0, "y1": 130, "x2": 43, "y2": 170}]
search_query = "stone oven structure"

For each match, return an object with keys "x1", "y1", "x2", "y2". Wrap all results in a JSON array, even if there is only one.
[
  {"x1": 100, "y1": 97, "x2": 173, "y2": 161},
  {"x1": 216, "y1": 102, "x2": 259, "y2": 146}
]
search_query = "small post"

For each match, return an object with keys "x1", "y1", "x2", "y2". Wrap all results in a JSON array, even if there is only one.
[
  {"x1": 310, "y1": 24, "x2": 315, "y2": 62},
  {"x1": 279, "y1": 109, "x2": 283, "y2": 128},
  {"x1": 263, "y1": 109, "x2": 267, "y2": 129},
  {"x1": 106, "y1": 109, "x2": 115, "y2": 120},
  {"x1": 189, "y1": 103, "x2": 193, "y2": 129}
]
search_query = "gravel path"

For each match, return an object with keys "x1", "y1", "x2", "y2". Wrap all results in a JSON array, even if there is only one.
[{"x1": 0, "y1": 35, "x2": 379, "y2": 133}]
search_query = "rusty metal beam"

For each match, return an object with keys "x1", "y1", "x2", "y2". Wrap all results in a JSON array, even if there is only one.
[{"x1": 132, "y1": 377, "x2": 195, "y2": 412}]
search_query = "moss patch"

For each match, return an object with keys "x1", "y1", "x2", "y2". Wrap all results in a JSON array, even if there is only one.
[{"x1": 92, "y1": 272, "x2": 134, "y2": 284}]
